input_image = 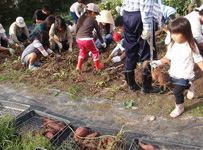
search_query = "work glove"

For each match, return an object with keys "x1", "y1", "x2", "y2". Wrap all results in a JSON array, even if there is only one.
[
  {"x1": 52, "y1": 57, "x2": 55, "y2": 61},
  {"x1": 57, "y1": 42, "x2": 63, "y2": 50},
  {"x1": 88, "y1": 51, "x2": 92, "y2": 56},
  {"x1": 101, "y1": 42, "x2": 106, "y2": 48},
  {"x1": 9, "y1": 48, "x2": 14, "y2": 54},
  {"x1": 112, "y1": 56, "x2": 121, "y2": 63},
  {"x1": 150, "y1": 60, "x2": 162, "y2": 68},
  {"x1": 56, "y1": 54, "x2": 61, "y2": 58},
  {"x1": 165, "y1": 31, "x2": 171, "y2": 45},
  {"x1": 8, "y1": 40, "x2": 14, "y2": 44},
  {"x1": 68, "y1": 48, "x2": 73, "y2": 52},
  {"x1": 141, "y1": 29, "x2": 152, "y2": 40}
]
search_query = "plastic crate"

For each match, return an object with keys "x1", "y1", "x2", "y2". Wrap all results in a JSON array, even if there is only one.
[
  {"x1": 16, "y1": 110, "x2": 71, "y2": 141},
  {"x1": 129, "y1": 138, "x2": 203, "y2": 150},
  {"x1": 0, "y1": 100, "x2": 30, "y2": 118},
  {"x1": 52, "y1": 125, "x2": 127, "y2": 150}
]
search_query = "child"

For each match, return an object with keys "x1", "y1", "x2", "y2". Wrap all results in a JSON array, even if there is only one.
[
  {"x1": 0, "y1": 23, "x2": 14, "y2": 54},
  {"x1": 21, "y1": 31, "x2": 57, "y2": 70},
  {"x1": 49, "y1": 16, "x2": 73, "y2": 53},
  {"x1": 30, "y1": 15, "x2": 55, "y2": 42},
  {"x1": 33, "y1": 4, "x2": 51, "y2": 25},
  {"x1": 76, "y1": 3, "x2": 106, "y2": 71},
  {"x1": 110, "y1": 32, "x2": 125, "y2": 63},
  {"x1": 151, "y1": 17, "x2": 203, "y2": 118},
  {"x1": 94, "y1": 10, "x2": 115, "y2": 51},
  {"x1": 70, "y1": 0, "x2": 86, "y2": 28},
  {"x1": 9, "y1": 17, "x2": 30, "y2": 45}
]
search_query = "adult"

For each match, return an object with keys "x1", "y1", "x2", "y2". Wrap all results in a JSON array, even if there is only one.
[
  {"x1": 0, "y1": 23, "x2": 14, "y2": 53},
  {"x1": 49, "y1": 16, "x2": 73, "y2": 53},
  {"x1": 188, "y1": 0, "x2": 201, "y2": 14},
  {"x1": 122, "y1": 0, "x2": 160, "y2": 94},
  {"x1": 30, "y1": 15, "x2": 55, "y2": 42},
  {"x1": 94, "y1": 10, "x2": 115, "y2": 51},
  {"x1": 9, "y1": 17, "x2": 29, "y2": 45},
  {"x1": 155, "y1": 0, "x2": 164, "y2": 5},
  {"x1": 33, "y1": 4, "x2": 51, "y2": 25},
  {"x1": 70, "y1": 0, "x2": 86, "y2": 28},
  {"x1": 185, "y1": 5, "x2": 203, "y2": 55}
]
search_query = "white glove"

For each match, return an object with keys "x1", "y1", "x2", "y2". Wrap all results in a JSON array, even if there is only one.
[
  {"x1": 88, "y1": 51, "x2": 92, "y2": 56},
  {"x1": 150, "y1": 60, "x2": 162, "y2": 68},
  {"x1": 112, "y1": 56, "x2": 121, "y2": 63},
  {"x1": 52, "y1": 57, "x2": 55, "y2": 61},
  {"x1": 8, "y1": 40, "x2": 14, "y2": 44},
  {"x1": 9, "y1": 48, "x2": 14, "y2": 54},
  {"x1": 57, "y1": 42, "x2": 63, "y2": 50},
  {"x1": 56, "y1": 54, "x2": 61, "y2": 58},
  {"x1": 141, "y1": 29, "x2": 151, "y2": 40},
  {"x1": 101, "y1": 42, "x2": 106, "y2": 48},
  {"x1": 165, "y1": 31, "x2": 171, "y2": 45},
  {"x1": 68, "y1": 48, "x2": 72, "y2": 52}
]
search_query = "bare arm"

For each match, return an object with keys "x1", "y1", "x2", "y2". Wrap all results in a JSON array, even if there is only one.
[
  {"x1": 160, "y1": 56, "x2": 170, "y2": 64},
  {"x1": 197, "y1": 61, "x2": 203, "y2": 72}
]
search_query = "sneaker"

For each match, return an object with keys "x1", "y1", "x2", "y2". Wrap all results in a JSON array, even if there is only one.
[
  {"x1": 170, "y1": 104, "x2": 184, "y2": 118},
  {"x1": 187, "y1": 81, "x2": 194, "y2": 100}
]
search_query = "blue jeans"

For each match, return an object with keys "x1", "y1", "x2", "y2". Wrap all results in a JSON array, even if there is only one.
[
  {"x1": 95, "y1": 33, "x2": 113, "y2": 50},
  {"x1": 171, "y1": 77, "x2": 190, "y2": 87}
]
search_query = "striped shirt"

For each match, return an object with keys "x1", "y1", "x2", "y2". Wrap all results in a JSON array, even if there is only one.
[
  {"x1": 122, "y1": 0, "x2": 154, "y2": 30},
  {"x1": 153, "y1": 3, "x2": 165, "y2": 29}
]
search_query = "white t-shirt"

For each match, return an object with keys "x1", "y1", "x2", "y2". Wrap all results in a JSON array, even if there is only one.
[
  {"x1": 70, "y1": 2, "x2": 86, "y2": 18},
  {"x1": 185, "y1": 11, "x2": 203, "y2": 44},
  {"x1": 166, "y1": 42, "x2": 203, "y2": 80}
]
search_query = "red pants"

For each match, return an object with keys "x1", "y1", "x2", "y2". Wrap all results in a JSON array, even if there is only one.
[{"x1": 76, "y1": 39, "x2": 99, "y2": 61}]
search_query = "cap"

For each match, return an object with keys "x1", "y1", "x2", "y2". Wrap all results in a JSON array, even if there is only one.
[
  {"x1": 86, "y1": 3, "x2": 99, "y2": 13},
  {"x1": 113, "y1": 32, "x2": 122, "y2": 41},
  {"x1": 0, "y1": 23, "x2": 5, "y2": 33},
  {"x1": 16, "y1": 17, "x2": 26, "y2": 27},
  {"x1": 195, "y1": 4, "x2": 203, "y2": 11}
]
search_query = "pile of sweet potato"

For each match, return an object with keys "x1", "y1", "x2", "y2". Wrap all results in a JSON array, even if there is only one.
[
  {"x1": 40, "y1": 117, "x2": 65, "y2": 139},
  {"x1": 74, "y1": 127, "x2": 119, "y2": 150}
]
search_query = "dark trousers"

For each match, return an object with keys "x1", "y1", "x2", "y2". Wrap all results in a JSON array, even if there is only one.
[
  {"x1": 174, "y1": 85, "x2": 190, "y2": 104},
  {"x1": 0, "y1": 38, "x2": 8, "y2": 47},
  {"x1": 17, "y1": 33, "x2": 28, "y2": 42},
  {"x1": 123, "y1": 11, "x2": 156, "y2": 74},
  {"x1": 52, "y1": 41, "x2": 69, "y2": 52}
]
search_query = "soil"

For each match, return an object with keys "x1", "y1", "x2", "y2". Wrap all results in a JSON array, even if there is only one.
[{"x1": 0, "y1": 30, "x2": 203, "y2": 118}]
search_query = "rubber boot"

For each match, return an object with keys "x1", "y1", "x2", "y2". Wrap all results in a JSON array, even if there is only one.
[
  {"x1": 170, "y1": 103, "x2": 184, "y2": 118},
  {"x1": 188, "y1": 10, "x2": 192, "y2": 14},
  {"x1": 94, "y1": 60, "x2": 104, "y2": 71},
  {"x1": 141, "y1": 74, "x2": 160, "y2": 94},
  {"x1": 124, "y1": 70, "x2": 140, "y2": 92},
  {"x1": 76, "y1": 57, "x2": 84, "y2": 71}
]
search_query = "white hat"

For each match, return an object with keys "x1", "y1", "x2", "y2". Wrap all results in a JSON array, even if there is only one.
[
  {"x1": 0, "y1": 23, "x2": 5, "y2": 33},
  {"x1": 195, "y1": 4, "x2": 203, "y2": 11},
  {"x1": 16, "y1": 17, "x2": 26, "y2": 27},
  {"x1": 96, "y1": 10, "x2": 114, "y2": 24},
  {"x1": 86, "y1": 3, "x2": 99, "y2": 14}
]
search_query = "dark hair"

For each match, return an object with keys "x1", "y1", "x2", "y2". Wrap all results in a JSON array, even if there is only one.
[
  {"x1": 36, "y1": 31, "x2": 50, "y2": 49},
  {"x1": 199, "y1": 9, "x2": 203, "y2": 16},
  {"x1": 45, "y1": 15, "x2": 55, "y2": 26},
  {"x1": 99, "y1": 22, "x2": 110, "y2": 34},
  {"x1": 169, "y1": 17, "x2": 196, "y2": 53},
  {"x1": 78, "y1": 0, "x2": 85, "y2": 3},
  {"x1": 77, "y1": 10, "x2": 92, "y2": 29},
  {"x1": 42, "y1": 4, "x2": 51, "y2": 11},
  {"x1": 54, "y1": 16, "x2": 67, "y2": 32},
  {"x1": 115, "y1": 16, "x2": 123, "y2": 27}
]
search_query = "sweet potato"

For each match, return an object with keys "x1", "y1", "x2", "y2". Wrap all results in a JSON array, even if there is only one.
[
  {"x1": 40, "y1": 120, "x2": 57, "y2": 128},
  {"x1": 41, "y1": 117, "x2": 51, "y2": 122},
  {"x1": 81, "y1": 139, "x2": 97, "y2": 150},
  {"x1": 74, "y1": 127, "x2": 88, "y2": 139},
  {"x1": 86, "y1": 132, "x2": 98, "y2": 138},
  {"x1": 98, "y1": 137, "x2": 108, "y2": 149},
  {"x1": 41, "y1": 128, "x2": 56, "y2": 135},
  {"x1": 46, "y1": 132, "x2": 54, "y2": 139},
  {"x1": 47, "y1": 123, "x2": 63, "y2": 132},
  {"x1": 98, "y1": 137, "x2": 118, "y2": 150},
  {"x1": 57, "y1": 122, "x2": 65, "y2": 128}
]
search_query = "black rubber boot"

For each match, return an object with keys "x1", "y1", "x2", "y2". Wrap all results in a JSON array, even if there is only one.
[
  {"x1": 125, "y1": 70, "x2": 140, "y2": 91},
  {"x1": 141, "y1": 74, "x2": 160, "y2": 94}
]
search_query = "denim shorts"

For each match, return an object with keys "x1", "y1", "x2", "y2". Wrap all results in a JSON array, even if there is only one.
[{"x1": 171, "y1": 77, "x2": 190, "y2": 87}]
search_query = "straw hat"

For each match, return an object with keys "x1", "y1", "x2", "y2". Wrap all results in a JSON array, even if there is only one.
[
  {"x1": 0, "y1": 24, "x2": 5, "y2": 33},
  {"x1": 16, "y1": 17, "x2": 26, "y2": 27},
  {"x1": 96, "y1": 10, "x2": 114, "y2": 24}
]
